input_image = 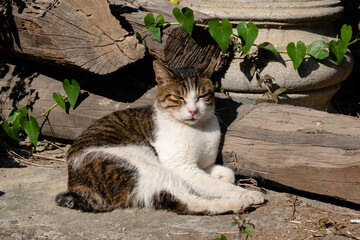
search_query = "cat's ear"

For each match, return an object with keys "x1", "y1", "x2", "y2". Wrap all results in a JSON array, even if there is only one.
[
  {"x1": 197, "y1": 59, "x2": 213, "y2": 79},
  {"x1": 153, "y1": 60, "x2": 173, "y2": 85}
]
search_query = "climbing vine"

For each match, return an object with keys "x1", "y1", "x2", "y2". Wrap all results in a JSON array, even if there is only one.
[{"x1": 135, "y1": 7, "x2": 359, "y2": 101}]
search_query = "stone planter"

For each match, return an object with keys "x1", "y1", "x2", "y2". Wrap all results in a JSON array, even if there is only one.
[{"x1": 182, "y1": 0, "x2": 354, "y2": 110}]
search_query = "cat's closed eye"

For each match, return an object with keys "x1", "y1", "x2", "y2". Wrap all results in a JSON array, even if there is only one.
[{"x1": 173, "y1": 95, "x2": 184, "y2": 100}]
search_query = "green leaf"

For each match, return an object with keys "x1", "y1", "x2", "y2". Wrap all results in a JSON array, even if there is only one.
[
  {"x1": 220, "y1": 234, "x2": 227, "y2": 240},
  {"x1": 172, "y1": 7, "x2": 194, "y2": 35},
  {"x1": 286, "y1": 41, "x2": 307, "y2": 70},
  {"x1": 135, "y1": 32, "x2": 143, "y2": 43},
  {"x1": 53, "y1": 92, "x2": 66, "y2": 112},
  {"x1": 63, "y1": 79, "x2": 80, "y2": 109},
  {"x1": 250, "y1": 64, "x2": 256, "y2": 77},
  {"x1": 263, "y1": 74, "x2": 275, "y2": 81},
  {"x1": 144, "y1": 13, "x2": 162, "y2": 43},
  {"x1": 307, "y1": 40, "x2": 329, "y2": 60},
  {"x1": 329, "y1": 39, "x2": 347, "y2": 66},
  {"x1": 236, "y1": 22, "x2": 258, "y2": 54},
  {"x1": 257, "y1": 42, "x2": 280, "y2": 57},
  {"x1": 20, "y1": 116, "x2": 40, "y2": 148},
  {"x1": 1, "y1": 120, "x2": 20, "y2": 141},
  {"x1": 9, "y1": 106, "x2": 28, "y2": 125},
  {"x1": 271, "y1": 93, "x2": 278, "y2": 103},
  {"x1": 340, "y1": 24, "x2": 352, "y2": 45},
  {"x1": 274, "y1": 87, "x2": 287, "y2": 95},
  {"x1": 209, "y1": 18, "x2": 233, "y2": 52},
  {"x1": 257, "y1": 78, "x2": 264, "y2": 88},
  {"x1": 155, "y1": 14, "x2": 165, "y2": 26}
]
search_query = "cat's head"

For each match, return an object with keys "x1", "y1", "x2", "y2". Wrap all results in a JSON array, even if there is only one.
[{"x1": 153, "y1": 60, "x2": 215, "y2": 125}]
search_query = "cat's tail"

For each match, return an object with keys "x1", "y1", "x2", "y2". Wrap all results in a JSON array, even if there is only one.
[
  {"x1": 55, "y1": 190, "x2": 114, "y2": 212},
  {"x1": 55, "y1": 192, "x2": 77, "y2": 209}
]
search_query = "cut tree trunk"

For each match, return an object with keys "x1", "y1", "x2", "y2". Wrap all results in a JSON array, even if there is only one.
[
  {"x1": 0, "y1": 0, "x2": 145, "y2": 75},
  {"x1": 1, "y1": 0, "x2": 225, "y2": 75},
  {"x1": 1, "y1": 64, "x2": 359, "y2": 204}
]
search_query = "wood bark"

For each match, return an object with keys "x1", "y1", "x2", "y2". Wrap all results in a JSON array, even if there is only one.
[
  {"x1": 1, "y1": 65, "x2": 359, "y2": 204},
  {"x1": 1, "y1": 0, "x2": 225, "y2": 75},
  {"x1": 1, "y1": 0, "x2": 145, "y2": 74}
]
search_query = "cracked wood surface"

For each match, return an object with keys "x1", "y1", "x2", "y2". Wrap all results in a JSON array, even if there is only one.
[
  {"x1": 1, "y1": 0, "x2": 145, "y2": 74},
  {"x1": 221, "y1": 104, "x2": 360, "y2": 204},
  {"x1": 1, "y1": 0, "x2": 225, "y2": 75}
]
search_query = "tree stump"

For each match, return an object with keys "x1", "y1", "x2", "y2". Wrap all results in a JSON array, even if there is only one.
[{"x1": 0, "y1": 0, "x2": 145, "y2": 75}]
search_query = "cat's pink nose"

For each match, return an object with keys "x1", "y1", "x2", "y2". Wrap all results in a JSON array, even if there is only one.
[{"x1": 189, "y1": 109, "x2": 198, "y2": 116}]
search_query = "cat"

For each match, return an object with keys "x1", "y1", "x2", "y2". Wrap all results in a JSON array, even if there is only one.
[{"x1": 55, "y1": 60, "x2": 264, "y2": 214}]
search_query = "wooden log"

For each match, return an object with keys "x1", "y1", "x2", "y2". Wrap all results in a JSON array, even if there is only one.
[
  {"x1": 220, "y1": 103, "x2": 360, "y2": 204},
  {"x1": 1, "y1": 0, "x2": 225, "y2": 75},
  {"x1": 109, "y1": 0, "x2": 226, "y2": 72},
  {"x1": 0, "y1": 0, "x2": 145, "y2": 74},
  {"x1": 1, "y1": 61, "x2": 359, "y2": 204}
]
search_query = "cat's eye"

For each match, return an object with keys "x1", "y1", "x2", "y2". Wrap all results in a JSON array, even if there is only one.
[
  {"x1": 173, "y1": 95, "x2": 183, "y2": 100},
  {"x1": 197, "y1": 93, "x2": 210, "y2": 100}
]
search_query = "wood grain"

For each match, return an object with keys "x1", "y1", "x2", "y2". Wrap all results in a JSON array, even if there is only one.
[
  {"x1": 1, "y1": 0, "x2": 145, "y2": 74},
  {"x1": 222, "y1": 103, "x2": 360, "y2": 204}
]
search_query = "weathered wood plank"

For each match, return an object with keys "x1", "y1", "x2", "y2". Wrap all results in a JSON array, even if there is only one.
[
  {"x1": 0, "y1": 0, "x2": 145, "y2": 74},
  {"x1": 222, "y1": 103, "x2": 360, "y2": 204}
]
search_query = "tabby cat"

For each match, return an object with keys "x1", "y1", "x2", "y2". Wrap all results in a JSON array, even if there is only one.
[{"x1": 55, "y1": 60, "x2": 264, "y2": 214}]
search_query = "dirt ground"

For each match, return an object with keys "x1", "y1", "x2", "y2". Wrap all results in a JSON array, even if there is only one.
[{"x1": 0, "y1": 139, "x2": 359, "y2": 240}]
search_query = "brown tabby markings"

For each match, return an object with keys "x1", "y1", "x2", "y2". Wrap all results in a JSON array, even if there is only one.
[
  {"x1": 156, "y1": 67, "x2": 215, "y2": 112},
  {"x1": 56, "y1": 64, "x2": 216, "y2": 214}
]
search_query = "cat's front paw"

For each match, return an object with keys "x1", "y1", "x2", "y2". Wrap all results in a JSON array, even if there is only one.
[{"x1": 243, "y1": 190, "x2": 264, "y2": 205}]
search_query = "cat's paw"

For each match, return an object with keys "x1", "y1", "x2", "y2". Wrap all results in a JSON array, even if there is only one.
[
  {"x1": 206, "y1": 165, "x2": 235, "y2": 183},
  {"x1": 243, "y1": 190, "x2": 264, "y2": 205}
]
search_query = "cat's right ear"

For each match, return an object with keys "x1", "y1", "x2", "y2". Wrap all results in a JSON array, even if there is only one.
[{"x1": 153, "y1": 60, "x2": 173, "y2": 85}]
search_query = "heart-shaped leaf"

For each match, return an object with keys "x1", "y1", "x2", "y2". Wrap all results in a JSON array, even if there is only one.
[
  {"x1": 1, "y1": 120, "x2": 20, "y2": 141},
  {"x1": 173, "y1": 7, "x2": 194, "y2": 35},
  {"x1": 53, "y1": 92, "x2": 66, "y2": 112},
  {"x1": 236, "y1": 22, "x2": 258, "y2": 54},
  {"x1": 257, "y1": 42, "x2": 280, "y2": 57},
  {"x1": 340, "y1": 24, "x2": 352, "y2": 45},
  {"x1": 144, "y1": 13, "x2": 163, "y2": 43},
  {"x1": 286, "y1": 41, "x2": 306, "y2": 70},
  {"x1": 209, "y1": 18, "x2": 232, "y2": 52},
  {"x1": 63, "y1": 79, "x2": 80, "y2": 109},
  {"x1": 21, "y1": 116, "x2": 40, "y2": 148},
  {"x1": 307, "y1": 40, "x2": 329, "y2": 60},
  {"x1": 329, "y1": 39, "x2": 347, "y2": 66},
  {"x1": 9, "y1": 106, "x2": 28, "y2": 125}
]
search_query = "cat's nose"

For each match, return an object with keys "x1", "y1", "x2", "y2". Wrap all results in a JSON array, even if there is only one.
[{"x1": 189, "y1": 109, "x2": 198, "y2": 117}]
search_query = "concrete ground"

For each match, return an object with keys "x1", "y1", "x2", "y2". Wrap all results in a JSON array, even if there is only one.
[{"x1": 0, "y1": 156, "x2": 359, "y2": 240}]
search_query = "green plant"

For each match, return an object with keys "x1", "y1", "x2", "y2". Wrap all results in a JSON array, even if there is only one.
[
  {"x1": 231, "y1": 214, "x2": 255, "y2": 239},
  {"x1": 1, "y1": 79, "x2": 80, "y2": 149},
  {"x1": 213, "y1": 214, "x2": 255, "y2": 240},
  {"x1": 135, "y1": 7, "x2": 359, "y2": 102}
]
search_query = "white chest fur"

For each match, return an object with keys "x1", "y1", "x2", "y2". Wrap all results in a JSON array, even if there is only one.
[{"x1": 153, "y1": 109, "x2": 221, "y2": 170}]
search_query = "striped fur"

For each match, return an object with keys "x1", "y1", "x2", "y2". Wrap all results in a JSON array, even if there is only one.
[{"x1": 55, "y1": 60, "x2": 264, "y2": 214}]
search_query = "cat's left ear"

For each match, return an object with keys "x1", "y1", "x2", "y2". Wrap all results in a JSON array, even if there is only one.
[
  {"x1": 198, "y1": 59, "x2": 214, "y2": 79},
  {"x1": 153, "y1": 60, "x2": 173, "y2": 85}
]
